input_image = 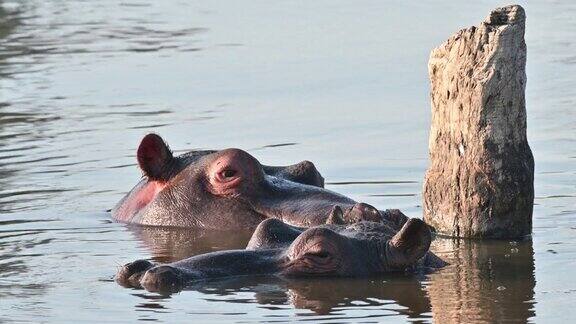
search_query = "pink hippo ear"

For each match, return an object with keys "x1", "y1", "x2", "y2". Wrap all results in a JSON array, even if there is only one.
[{"x1": 137, "y1": 133, "x2": 174, "y2": 181}]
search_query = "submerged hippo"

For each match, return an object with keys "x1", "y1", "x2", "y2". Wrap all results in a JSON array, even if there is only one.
[
  {"x1": 113, "y1": 134, "x2": 408, "y2": 229},
  {"x1": 116, "y1": 212, "x2": 445, "y2": 293}
]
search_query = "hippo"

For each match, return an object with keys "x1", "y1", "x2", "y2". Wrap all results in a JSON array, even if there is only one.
[
  {"x1": 112, "y1": 134, "x2": 409, "y2": 229},
  {"x1": 116, "y1": 212, "x2": 446, "y2": 293}
]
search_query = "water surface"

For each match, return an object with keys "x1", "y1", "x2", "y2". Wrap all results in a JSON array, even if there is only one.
[{"x1": 1, "y1": 0, "x2": 575, "y2": 322}]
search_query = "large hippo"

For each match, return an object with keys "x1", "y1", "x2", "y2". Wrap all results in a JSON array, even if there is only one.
[
  {"x1": 116, "y1": 213, "x2": 445, "y2": 293},
  {"x1": 113, "y1": 134, "x2": 408, "y2": 229}
]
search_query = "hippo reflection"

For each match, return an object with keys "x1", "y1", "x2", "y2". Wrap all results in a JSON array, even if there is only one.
[
  {"x1": 133, "y1": 276, "x2": 432, "y2": 318},
  {"x1": 280, "y1": 277, "x2": 431, "y2": 317},
  {"x1": 125, "y1": 225, "x2": 253, "y2": 263},
  {"x1": 112, "y1": 134, "x2": 407, "y2": 229},
  {"x1": 117, "y1": 216, "x2": 445, "y2": 293}
]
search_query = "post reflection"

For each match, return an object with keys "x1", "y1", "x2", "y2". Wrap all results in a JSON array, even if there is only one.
[{"x1": 427, "y1": 238, "x2": 536, "y2": 323}]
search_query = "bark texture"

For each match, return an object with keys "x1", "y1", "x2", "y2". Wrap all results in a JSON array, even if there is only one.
[{"x1": 423, "y1": 5, "x2": 534, "y2": 238}]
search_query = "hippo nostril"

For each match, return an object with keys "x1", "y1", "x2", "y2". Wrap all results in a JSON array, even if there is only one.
[
  {"x1": 127, "y1": 259, "x2": 155, "y2": 273},
  {"x1": 116, "y1": 259, "x2": 155, "y2": 288},
  {"x1": 141, "y1": 265, "x2": 184, "y2": 293},
  {"x1": 346, "y1": 203, "x2": 382, "y2": 223}
]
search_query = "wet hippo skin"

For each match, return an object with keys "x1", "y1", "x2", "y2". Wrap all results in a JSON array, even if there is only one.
[
  {"x1": 112, "y1": 134, "x2": 409, "y2": 230},
  {"x1": 116, "y1": 216, "x2": 446, "y2": 293}
]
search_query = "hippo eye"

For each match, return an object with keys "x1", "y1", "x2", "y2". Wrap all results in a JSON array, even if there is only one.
[
  {"x1": 218, "y1": 169, "x2": 238, "y2": 181},
  {"x1": 304, "y1": 251, "x2": 330, "y2": 259}
]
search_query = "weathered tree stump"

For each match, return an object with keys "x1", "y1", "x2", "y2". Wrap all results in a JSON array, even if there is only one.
[{"x1": 423, "y1": 5, "x2": 534, "y2": 238}]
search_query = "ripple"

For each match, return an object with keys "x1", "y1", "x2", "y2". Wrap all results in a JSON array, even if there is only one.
[
  {"x1": 0, "y1": 188, "x2": 69, "y2": 200},
  {"x1": 326, "y1": 180, "x2": 418, "y2": 185},
  {"x1": 262, "y1": 143, "x2": 298, "y2": 149},
  {"x1": 368, "y1": 193, "x2": 417, "y2": 197}
]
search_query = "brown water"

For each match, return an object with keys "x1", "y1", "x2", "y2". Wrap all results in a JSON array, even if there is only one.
[{"x1": 0, "y1": 0, "x2": 574, "y2": 323}]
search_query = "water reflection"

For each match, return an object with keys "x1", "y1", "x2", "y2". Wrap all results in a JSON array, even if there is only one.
[
  {"x1": 0, "y1": 218, "x2": 54, "y2": 299},
  {"x1": 427, "y1": 238, "x2": 536, "y2": 323},
  {"x1": 126, "y1": 225, "x2": 252, "y2": 263},
  {"x1": 0, "y1": 2, "x2": 69, "y2": 214},
  {"x1": 134, "y1": 275, "x2": 432, "y2": 321},
  {"x1": 282, "y1": 277, "x2": 430, "y2": 317}
]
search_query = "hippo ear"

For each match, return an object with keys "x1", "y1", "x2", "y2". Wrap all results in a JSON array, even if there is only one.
[
  {"x1": 137, "y1": 133, "x2": 174, "y2": 180},
  {"x1": 386, "y1": 218, "x2": 431, "y2": 269}
]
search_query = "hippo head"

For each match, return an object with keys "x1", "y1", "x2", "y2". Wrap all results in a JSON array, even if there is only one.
[
  {"x1": 259, "y1": 218, "x2": 434, "y2": 277},
  {"x1": 112, "y1": 134, "x2": 382, "y2": 229}
]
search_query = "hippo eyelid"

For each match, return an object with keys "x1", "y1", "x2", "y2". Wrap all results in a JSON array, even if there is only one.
[
  {"x1": 220, "y1": 169, "x2": 237, "y2": 178},
  {"x1": 213, "y1": 168, "x2": 242, "y2": 186},
  {"x1": 303, "y1": 251, "x2": 331, "y2": 258}
]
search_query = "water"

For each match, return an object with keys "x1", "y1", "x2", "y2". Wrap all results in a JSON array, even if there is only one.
[{"x1": 0, "y1": 0, "x2": 574, "y2": 322}]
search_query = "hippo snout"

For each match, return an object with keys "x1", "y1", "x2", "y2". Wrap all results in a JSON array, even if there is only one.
[
  {"x1": 140, "y1": 265, "x2": 185, "y2": 293},
  {"x1": 116, "y1": 259, "x2": 155, "y2": 288}
]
